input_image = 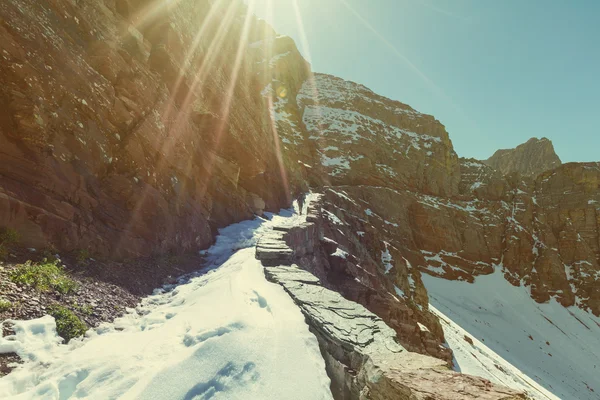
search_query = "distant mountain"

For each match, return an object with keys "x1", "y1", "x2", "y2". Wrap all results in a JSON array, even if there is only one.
[{"x1": 483, "y1": 137, "x2": 562, "y2": 176}]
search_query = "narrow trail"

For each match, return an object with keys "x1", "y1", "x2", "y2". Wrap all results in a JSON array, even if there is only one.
[{"x1": 0, "y1": 195, "x2": 331, "y2": 400}]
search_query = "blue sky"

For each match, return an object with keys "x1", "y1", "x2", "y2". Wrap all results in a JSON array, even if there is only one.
[{"x1": 251, "y1": 0, "x2": 600, "y2": 162}]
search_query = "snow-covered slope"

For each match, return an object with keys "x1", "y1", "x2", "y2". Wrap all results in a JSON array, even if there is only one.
[
  {"x1": 423, "y1": 270, "x2": 600, "y2": 400},
  {"x1": 0, "y1": 200, "x2": 332, "y2": 399},
  {"x1": 429, "y1": 304, "x2": 559, "y2": 400}
]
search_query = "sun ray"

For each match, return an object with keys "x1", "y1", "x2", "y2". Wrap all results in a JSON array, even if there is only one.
[
  {"x1": 260, "y1": 0, "x2": 293, "y2": 202},
  {"x1": 290, "y1": 0, "x2": 313, "y2": 65},
  {"x1": 123, "y1": 0, "x2": 179, "y2": 37},
  {"x1": 162, "y1": 0, "x2": 239, "y2": 155},
  {"x1": 126, "y1": 0, "x2": 186, "y2": 38},
  {"x1": 143, "y1": 0, "x2": 239, "y2": 190},
  {"x1": 290, "y1": 0, "x2": 328, "y2": 166},
  {"x1": 161, "y1": 0, "x2": 231, "y2": 121},
  {"x1": 217, "y1": 0, "x2": 258, "y2": 130},
  {"x1": 267, "y1": 94, "x2": 291, "y2": 203},
  {"x1": 115, "y1": 0, "x2": 244, "y2": 253},
  {"x1": 193, "y1": 0, "x2": 259, "y2": 197},
  {"x1": 263, "y1": 0, "x2": 275, "y2": 72}
]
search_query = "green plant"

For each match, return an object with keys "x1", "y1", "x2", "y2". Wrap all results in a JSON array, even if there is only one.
[
  {"x1": 75, "y1": 248, "x2": 90, "y2": 265},
  {"x1": 0, "y1": 227, "x2": 19, "y2": 260},
  {"x1": 0, "y1": 227, "x2": 20, "y2": 246},
  {"x1": 73, "y1": 302, "x2": 93, "y2": 316},
  {"x1": 9, "y1": 259, "x2": 79, "y2": 294},
  {"x1": 0, "y1": 298, "x2": 11, "y2": 312},
  {"x1": 48, "y1": 305, "x2": 87, "y2": 342}
]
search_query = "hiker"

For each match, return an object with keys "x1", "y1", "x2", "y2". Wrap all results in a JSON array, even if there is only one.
[{"x1": 297, "y1": 192, "x2": 306, "y2": 215}]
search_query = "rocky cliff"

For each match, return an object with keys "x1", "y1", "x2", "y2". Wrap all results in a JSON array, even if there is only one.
[
  {"x1": 276, "y1": 71, "x2": 600, "y2": 317},
  {"x1": 484, "y1": 137, "x2": 562, "y2": 176},
  {"x1": 256, "y1": 203, "x2": 525, "y2": 399},
  {"x1": 0, "y1": 0, "x2": 308, "y2": 258}
]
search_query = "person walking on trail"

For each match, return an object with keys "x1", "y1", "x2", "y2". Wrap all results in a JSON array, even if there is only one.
[{"x1": 297, "y1": 192, "x2": 306, "y2": 215}]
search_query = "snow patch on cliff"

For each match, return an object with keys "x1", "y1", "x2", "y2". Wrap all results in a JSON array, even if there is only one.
[{"x1": 297, "y1": 74, "x2": 422, "y2": 119}]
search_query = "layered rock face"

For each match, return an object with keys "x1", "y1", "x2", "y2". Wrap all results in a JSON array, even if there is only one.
[
  {"x1": 428, "y1": 158, "x2": 600, "y2": 315},
  {"x1": 484, "y1": 137, "x2": 562, "y2": 176},
  {"x1": 0, "y1": 0, "x2": 308, "y2": 258},
  {"x1": 255, "y1": 205, "x2": 525, "y2": 400},
  {"x1": 296, "y1": 74, "x2": 460, "y2": 196},
  {"x1": 277, "y1": 72, "x2": 600, "y2": 318}
]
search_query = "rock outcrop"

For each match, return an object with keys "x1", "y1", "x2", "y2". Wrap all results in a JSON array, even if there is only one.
[
  {"x1": 295, "y1": 74, "x2": 460, "y2": 196},
  {"x1": 255, "y1": 203, "x2": 525, "y2": 400},
  {"x1": 275, "y1": 72, "x2": 600, "y2": 317},
  {"x1": 484, "y1": 137, "x2": 562, "y2": 177},
  {"x1": 0, "y1": 0, "x2": 308, "y2": 258},
  {"x1": 257, "y1": 196, "x2": 449, "y2": 362}
]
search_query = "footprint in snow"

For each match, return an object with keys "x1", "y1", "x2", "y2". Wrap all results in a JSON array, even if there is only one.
[
  {"x1": 183, "y1": 362, "x2": 259, "y2": 400},
  {"x1": 182, "y1": 322, "x2": 245, "y2": 347},
  {"x1": 250, "y1": 290, "x2": 272, "y2": 313}
]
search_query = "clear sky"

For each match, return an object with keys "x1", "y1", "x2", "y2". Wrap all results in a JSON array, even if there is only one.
[{"x1": 251, "y1": 0, "x2": 600, "y2": 162}]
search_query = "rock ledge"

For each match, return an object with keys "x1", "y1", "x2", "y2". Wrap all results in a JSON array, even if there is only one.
[{"x1": 255, "y1": 203, "x2": 526, "y2": 400}]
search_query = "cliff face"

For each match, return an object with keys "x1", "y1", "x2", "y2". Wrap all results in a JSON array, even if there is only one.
[
  {"x1": 484, "y1": 137, "x2": 562, "y2": 177},
  {"x1": 0, "y1": 0, "x2": 472, "y2": 361},
  {"x1": 430, "y1": 159, "x2": 600, "y2": 315},
  {"x1": 279, "y1": 72, "x2": 600, "y2": 318},
  {"x1": 295, "y1": 74, "x2": 460, "y2": 196},
  {"x1": 256, "y1": 203, "x2": 525, "y2": 400},
  {"x1": 0, "y1": 0, "x2": 309, "y2": 258}
]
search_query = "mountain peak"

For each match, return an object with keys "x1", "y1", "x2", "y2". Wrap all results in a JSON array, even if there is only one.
[{"x1": 483, "y1": 137, "x2": 562, "y2": 176}]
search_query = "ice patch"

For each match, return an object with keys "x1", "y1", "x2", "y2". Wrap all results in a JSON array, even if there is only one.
[
  {"x1": 381, "y1": 244, "x2": 393, "y2": 274},
  {"x1": 332, "y1": 248, "x2": 348, "y2": 259}
]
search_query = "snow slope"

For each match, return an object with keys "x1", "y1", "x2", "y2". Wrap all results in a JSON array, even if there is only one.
[
  {"x1": 0, "y1": 195, "x2": 332, "y2": 400},
  {"x1": 423, "y1": 270, "x2": 600, "y2": 400},
  {"x1": 429, "y1": 304, "x2": 558, "y2": 400}
]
